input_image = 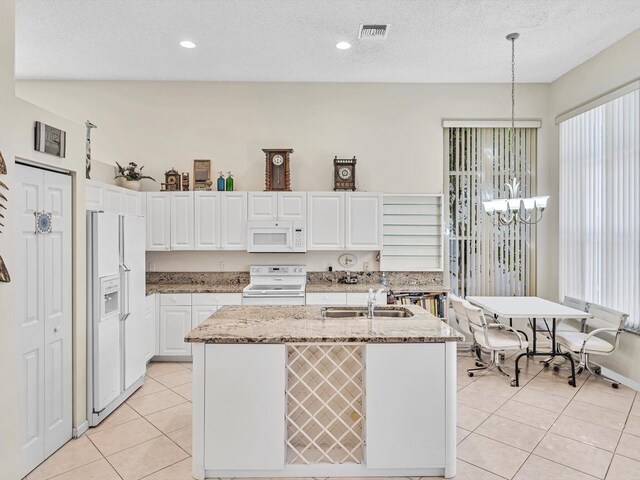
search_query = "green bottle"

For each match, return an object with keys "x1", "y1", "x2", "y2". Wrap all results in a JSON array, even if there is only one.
[{"x1": 225, "y1": 172, "x2": 234, "y2": 191}]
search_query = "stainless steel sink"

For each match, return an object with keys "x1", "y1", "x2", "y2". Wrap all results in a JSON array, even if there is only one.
[{"x1": 321, "y1": 307, "x2": 414, "y2": 318}]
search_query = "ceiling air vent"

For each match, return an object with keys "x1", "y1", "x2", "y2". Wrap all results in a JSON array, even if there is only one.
[{"x1": 358, "y1": 24, "x2": 390, "y2": 39}]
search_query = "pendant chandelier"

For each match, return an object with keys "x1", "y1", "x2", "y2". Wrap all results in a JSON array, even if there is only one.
[{"x1": 482, "y1": 33, "x2": 549, "y2": 226}]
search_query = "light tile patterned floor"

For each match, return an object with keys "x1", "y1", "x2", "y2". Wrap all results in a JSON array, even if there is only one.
[{"x1": 26, "y1": 353, "x2": 640, "y2": 480}]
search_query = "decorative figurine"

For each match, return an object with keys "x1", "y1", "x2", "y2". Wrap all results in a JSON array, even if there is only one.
[
  {"x1": 182, "y1": 172, "x2": 190, "y2": 191},
  {"x1": 85, "y1": 121, "x2": 97, "y2": 179},
  {"x1": 333, "y1": 156, "x2": 357, "y2": 191},
  {"x1": 217, "y1": 172, "x2": 226, "y2": 191},
  {"x1": 263, "y1": 148, "x2": 293, "y2": 191}
]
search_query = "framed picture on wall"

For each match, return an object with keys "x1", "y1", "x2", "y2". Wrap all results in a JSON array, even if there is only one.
[{"x1": 34, "y1": 121, "x2": 66, "y2": 158}]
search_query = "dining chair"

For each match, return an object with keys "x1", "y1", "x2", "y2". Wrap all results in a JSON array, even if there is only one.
[
  {"x1": 449, "y1": 294, "x2": 484, "y2": 365},
  {"x1": 538, "y1": 296, "x2": 589, "y2": 368},
  {"x1": 555, "y1": 303, "x2": 627, "y2": 388},
  {"x1": 464, "y1": 302, "x2": 529, "y2": 386}
]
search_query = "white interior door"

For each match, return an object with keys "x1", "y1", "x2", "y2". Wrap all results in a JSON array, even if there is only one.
[
  {"x1": 122, "y1": 216, "x2": 147, "y2": 389},
  {"x1": 16, "y1": 164, "x2": 72, "y2": 476}
]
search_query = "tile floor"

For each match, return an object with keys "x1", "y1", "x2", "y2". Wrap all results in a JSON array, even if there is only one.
[{"x1": 25, "y1": 352, "x2": 640, "y2": 480}]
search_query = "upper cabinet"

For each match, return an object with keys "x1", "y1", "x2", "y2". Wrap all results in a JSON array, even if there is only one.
[
  {"x1": 146, "y1": 193, "x2": 171, "y2": 251},
  {"x1": 248, "y1": 192, "x2": 306, "y2": 221},
  {"x1": 345, "y1": 192, "x2": 383, "y2": 250},
  {"x1": 86, "y1": 179, "x2": 144, "y2": 216},
  {"x1": 220, "y1": 192, "x2": 247, "y2": 250},
  {"x1": 170, "y1": 192, "x2": 195, "y2": 250},
  {"x1": 307, "y1": 192, "x2": 382, "y2": 251},
  {"x1": 194, "y1": 192, "x2": 220, "y2": 250}
]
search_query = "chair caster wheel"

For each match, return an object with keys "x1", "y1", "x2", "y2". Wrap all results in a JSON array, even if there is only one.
[
  {"x1": 516, "y1": 369, "x2": 521, "y2": 374},
  {"x1": 553, "y1": 366, "x2": 560, "y2": 372},
  {"x1": 568, "y1": 380, "x2": 576, "y2": 387},
  {"x1": 500, "y1": 354, "x2": 506, "y2": 361},
  {"x1": 540, "y1": 361, "x2": 550, "y2": 368},
  {"x1": 468, "y1": 372, "x2": 474, "y2": 377},
  {"x1": 510, "y1": 380, "x2": 517, "y2": 387},
  {"x1": 612, "y1": 383, "x2": 620, "y2": 389},
  {"x1": 475, "y1": 362, "x2": 484, "y2": 367}
]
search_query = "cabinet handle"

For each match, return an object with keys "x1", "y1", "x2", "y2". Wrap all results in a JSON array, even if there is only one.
[{"x1": 53, "y1": 326, "x2": 60, "y2": 333}]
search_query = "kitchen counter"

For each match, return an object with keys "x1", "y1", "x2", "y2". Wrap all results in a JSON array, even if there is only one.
[
  {"x1": 305, "y1": 282, "x2": 447, "y2": 293},
  {"x1": 146, "y1": 283, "x2": 245, "y2": 295},
  {"x1": 185, "y1": 305, "x2": 462, "y2": 344}
]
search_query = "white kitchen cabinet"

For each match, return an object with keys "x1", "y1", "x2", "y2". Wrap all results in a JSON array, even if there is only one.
[
  {"x1": 203, "y1": 344, "x2": 286, "y2": 470},
  {"x1": 221, "y1": 192, "x2": 247, "y2": 250},
  {"x1": 192, "y1": 305, "x2": 220, "y2": 328},
  {"x1": 104, "y1": 185, "x2": 124, "y2": 214},
  {"x1": 248, "y1": 192, "x2": 278, "y2": 221},
  {"x1": 307, "y1": 192, "x2": 345, "y2": 250},
  {"x1": 192, "y1": 293, "x2": 242, "y2": 306},
  {"x1": 346, "y1": 192, "x2": 383, "y2": 250},
  {"x1": 85, "y1": 180, "x2": 104, "y2": 211},
  {"x1": 144, "y1": 294, "x2": 158, "y2": 363},
  {"x1": 346, "y1": 292, "x2": 373, "y2": 306},
  {"x1": 86, "y1": 179, "x2": 144, "y2": 215},
  {"x1": 146, "y1": 193, "x2": 171, "y2": 251},
  {"x1": 365, "y1": 343, "x2": 446, "y2": 469},
  {"x1": 195, "y1": 192, "x2": 220, "y2": 250},
  {"x1": 170, "y1": 192, "x2": 195, "y2": 250},
  {"x1": 278, "y1": 192, "x2": 306, "y2": 220},
  {"x1": 305, "y1": 292, "x2": 348, "y2": 305},
  {"x1": 123, "y1": 190, "x2": 143, "y2": 215},
  {"x1": 158, "y1": 305, "x2": 192, "y2": 357}
]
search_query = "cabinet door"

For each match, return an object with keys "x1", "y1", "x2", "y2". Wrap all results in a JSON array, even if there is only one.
[
  {"x1": 346, "y1": 192, "x2": 383, "y2": 250},
  {"x1": 204, "y1": 344, "x2": 286, "y2": 470},
  {"x1": 123, "y1": 190, "x2": 141, "y2": 215},
  {"x1": 307, "y1": 192, "x2": 345, "y2": 250},
  {"x1": 144, "y1": 295, "x2": 157, "y2": 362},
  {"x1": 305, "y1": 292, "x2": 347, "y2": 305},
  {"x1": 194, "y1": 192, "x2": 220, "y2": 250},
  {"x1": 170, "y1": 192, "x2": 195, "y2": 250},
  {"x1": 221, "y1": 192, "x2": 247, "y2": 250},
  {"x1": 278, "y1": 192, "x2": 306, "y2": 221},
  {"x1": 346, "y1": 292, "x2": 372, "y2": 306},
  {"x1": 85, "y1": 180, "x2": 104, "y2": 211},
  {"x1": 104, "y1": 185, "x2": 124, "y2": 214},
  {"x1": 192, "y1": 305, "x2": 220, "y2": 329},
  {"x1": 158, "y1": 306, "x2": 192, "y2": 356},
  {"x1": 248, "y1": 192, "x2": 277, "y2": 221},
  {"x1": 146, "y1": 193, "x2": 171, "y2": 251},
  {"x1": 366, "y1": 344, "x2": 445, "y2": 468}
]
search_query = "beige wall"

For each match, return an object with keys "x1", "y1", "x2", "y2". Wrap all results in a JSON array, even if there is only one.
[
  {"x1": 15, "y1": 80, "x2": 558, "y2": 295},
  {"x1": 0, "y1": 2, "x2": 86, "y2": 477},
  {"x1": 548, "y1": 28, "x2": 640, "y2": 386}
]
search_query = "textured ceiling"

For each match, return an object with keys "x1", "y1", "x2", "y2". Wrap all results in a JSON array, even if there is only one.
[{"x1": 15, "y1": 0, "x2": 640, "y2": 83}]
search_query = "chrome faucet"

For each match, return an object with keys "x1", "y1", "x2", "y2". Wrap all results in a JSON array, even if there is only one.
[{"x1": 367, "y1": 288, "x2": 386, "y2": 319}]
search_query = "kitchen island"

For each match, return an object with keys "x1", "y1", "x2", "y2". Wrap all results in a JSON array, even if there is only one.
[{"x1": 185, "y1": 305, "x2": 462, "y2": 479}]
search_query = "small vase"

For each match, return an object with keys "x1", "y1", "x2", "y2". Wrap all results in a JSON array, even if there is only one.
[{"x1": 122, "y1": 180, "x2": 141, "y2": 191}]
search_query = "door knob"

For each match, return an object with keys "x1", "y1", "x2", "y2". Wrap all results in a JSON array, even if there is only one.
[{"x1": 53, "y1": 326, "x2": 60, "y2": 333}]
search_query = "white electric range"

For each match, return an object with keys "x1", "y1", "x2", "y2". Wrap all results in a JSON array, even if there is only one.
[{"x1": 242, "y1": 265, "x2": 307, "y2": 305}]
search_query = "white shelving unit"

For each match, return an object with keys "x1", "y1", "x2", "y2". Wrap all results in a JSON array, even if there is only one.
[
  {"x1": 381, "y1": 194, "x2": 444, "y2": 271},
  {"x1": 286, "y1": 345, "x2": 364, "y2": 465}
]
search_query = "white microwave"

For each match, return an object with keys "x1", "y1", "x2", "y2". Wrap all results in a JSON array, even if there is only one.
[{"x1": 247, "y1": 220, "x2": 307, "y2": 253}]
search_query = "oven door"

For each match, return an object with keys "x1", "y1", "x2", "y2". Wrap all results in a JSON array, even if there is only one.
[{"x1": 247, "y1": 221, "x2": 293, "y2": 253}]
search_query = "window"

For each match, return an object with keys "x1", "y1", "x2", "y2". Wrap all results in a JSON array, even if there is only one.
[
  {"x1": 447, "y1": 126, "x2": 538, "y2": 297},
  {"x1": 559, "y1": 86, "x2": 640, "y2": 332}
]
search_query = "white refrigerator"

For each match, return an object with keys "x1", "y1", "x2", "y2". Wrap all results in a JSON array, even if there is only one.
[{"x1": 87, "y1": 212, "x2": 147, "y2": 426}]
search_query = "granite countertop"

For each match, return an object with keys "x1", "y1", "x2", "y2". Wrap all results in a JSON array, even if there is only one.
[
  {"x1": 305, "y1": 282, "x2": 447, "y2": 293},
  {"x1": 146, "y1": 283, "x2": 245, "y2": 295},
  {"x1": 185, "y1": 305, "x2": 463, "y2": 344}
]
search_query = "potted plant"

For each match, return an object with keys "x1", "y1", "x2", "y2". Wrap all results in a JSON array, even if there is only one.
[{"x1": 115, "y1": 162, "x2": 155, "y2": 191}]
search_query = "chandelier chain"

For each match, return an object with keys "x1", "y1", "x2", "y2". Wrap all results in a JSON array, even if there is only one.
[{"x1": 511, "y1": 34, "x2": 516, "y2": 161}]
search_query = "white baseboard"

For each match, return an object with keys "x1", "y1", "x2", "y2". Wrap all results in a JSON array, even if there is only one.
[
  {"x1": 599, "y1": 366, "x2": 640, "y2": 391},
  {"x1": 73, "y1": 420, "x2": 89, "y2": 438}
]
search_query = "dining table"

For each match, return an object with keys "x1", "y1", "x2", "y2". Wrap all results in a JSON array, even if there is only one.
[{"x1": 465, "y1": 296, "x2": 593, "y2": 387}]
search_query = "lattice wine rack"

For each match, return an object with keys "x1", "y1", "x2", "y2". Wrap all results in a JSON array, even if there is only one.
[{"x1": 286, "y1": 344, "x2": 364, "y2": 465}]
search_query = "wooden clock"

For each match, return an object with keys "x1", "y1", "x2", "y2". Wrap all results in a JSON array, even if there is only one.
[
  {"x1": 263, "y1": 148, "x2": 293, "y2": 191},
  {"x1": 333, "y1": 156, "x2": 357, "y2": 191},
  {"x1": 162, "y1": 168, "x2": 181, "y2": 191}
]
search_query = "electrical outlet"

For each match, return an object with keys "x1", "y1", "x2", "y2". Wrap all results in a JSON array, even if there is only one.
[
  {"x1": 220, "y1": 261, "x2": 225, "y2": 271},
  {"x1": 148, "y1": 262, "x2": 156, "y2": 272},
  {"x1": 363, "y1": 262, "x2": 369, "y2": 271}
]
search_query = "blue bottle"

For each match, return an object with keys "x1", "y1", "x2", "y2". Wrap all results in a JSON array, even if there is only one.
[{"x1": 217, "y1": 172, "x2": 226, "y2": 191}]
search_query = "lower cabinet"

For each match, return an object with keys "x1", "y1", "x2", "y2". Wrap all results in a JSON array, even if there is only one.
[
  {"x1": 306, "y1": 291, "x2": 374, "y2": 307},
  {"x1": 192, "y1": 305, "x2": 220, "y2": 328},
  {"x1": 158, "y1": 305, "x2": 192, "y2": 357},
  {"x1": 144, "y1": 294, "x2": 158, "y2": 362},
  {"x1": 204, "y1": 344, "x2": 286, "y2": 470}
]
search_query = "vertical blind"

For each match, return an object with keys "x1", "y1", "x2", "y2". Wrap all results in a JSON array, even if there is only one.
[
  {"x1": 559, "y1": 88, "x2": 640, "y2": 332},
  {"x1": 447, "y1": 127, "x2": 537, "y2": 297}
]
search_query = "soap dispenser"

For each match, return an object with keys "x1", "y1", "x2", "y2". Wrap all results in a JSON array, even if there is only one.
[
  {"x1": 217, "y1": 172, "x2": 226, "y2": 191},
  {"x1": 225, "y1": 172, "x2": 234, "y2": 191},
  {"x1": 380, "y1": 272, "x2": 388, "y2": 287}
]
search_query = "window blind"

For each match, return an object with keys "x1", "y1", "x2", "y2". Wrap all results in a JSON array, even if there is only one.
[
  {"x1": 447, "y1": 127, "x2": 537, "y2": 297},
  {"x1": 559, "y1": 88, "x2": 640, "y2": 332}
]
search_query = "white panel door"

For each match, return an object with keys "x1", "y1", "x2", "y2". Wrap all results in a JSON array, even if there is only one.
[
  {"x1": 146, "y1": 193, "x2": 170, "y2": 251},
  {"x1": 170, "y1": 192, "x2": 194, "y2": 250},
  {"x1": 204, "y1": 344, "x2": 286, "y2": 470},
  {"x1": 278, "y1": 192, "x2": 306, "y2": 221},
  {"x1": 159, "y1": 306, "x2": 192, "y2": 356},
  {"x1": 192, "y1": 305, "x2": 220, "y2": 328},
  {"x1": 104, "y1": 186, "x2": 123, "y2": 214},
  {"x1": 16, "y1": 165, "x2": 72, "y2": 475},
  {"x1": 122, "y1": 216, "x2": 147, "y2": 389},
  {"x1": 365, "y1": 343, "x2": 446, "y2": 469},
  {"x1": 346, "y1": 192, "x2": 383, "y2": 250},
  {"x1": 307, "y1": 192, "x2": 344, "y2": 250},
  {"x1": 220, "y1": 192, "x2": 247, "y2": 250},
  {"x1": 248, "y1": 192, "x2": 277, "y2": 221},
  {"x1": 194, "y1": 192, "x2": 220, "y2": 250}
]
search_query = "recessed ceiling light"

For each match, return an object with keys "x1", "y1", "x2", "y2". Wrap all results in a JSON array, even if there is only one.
[
  {"x1": 336, "y1": 41, "x2": 351, "y2": 50},
  {"x1": 180, "y1": 40, "x2": 196, "y2": 49}
]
